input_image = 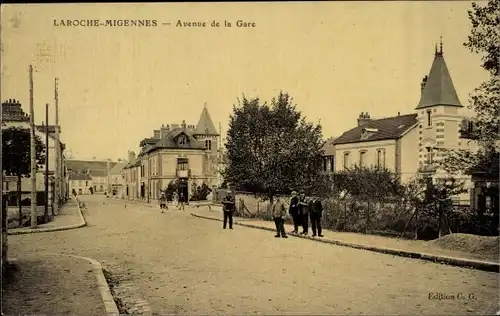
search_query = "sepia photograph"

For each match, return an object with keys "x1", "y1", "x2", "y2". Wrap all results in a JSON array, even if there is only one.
[{"x1": 1, "y1": 1, "x2": 499, "y2": 315}]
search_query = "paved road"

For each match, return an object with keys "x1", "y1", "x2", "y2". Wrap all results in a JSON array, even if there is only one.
[{"x1": 8, "y1": 195, "x2": 499, "y2": 315}]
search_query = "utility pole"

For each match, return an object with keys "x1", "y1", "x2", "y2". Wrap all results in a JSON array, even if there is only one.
[
  {"x1": 29, "y1": 65, "x2": 37, "y2": 228},
  {"x1": 44, "y1": 103, "x2": 49, "y2": 223},
  {"x1": 54, "y1": 78, "x2": 60, "y2": 215}
]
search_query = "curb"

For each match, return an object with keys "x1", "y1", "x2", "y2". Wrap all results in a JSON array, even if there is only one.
[
  {"x1": 7, "y1": 201, "x2": 87, "y2": 235},
  {"x1": 191, "y1": 212, "x2": 500, "y2": 273},
  {"x1": 37, "y1": 253, "x2": 120, "y2": 316}
]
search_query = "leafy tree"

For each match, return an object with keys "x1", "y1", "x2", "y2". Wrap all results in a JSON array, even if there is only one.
[
  {"x1": 225, "y1": 92, "x2": 326, "y2": 201},
  {"x1": 438, "y1": 0, "x2": 499, "y2": 176},
  {"x1": 2, "y1": 127, "x2": 45, "y2": 226}
]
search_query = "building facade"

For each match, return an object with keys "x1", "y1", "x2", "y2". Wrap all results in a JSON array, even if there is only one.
[
  {"x1": 107, "y1": 162, "x2": 127, "y2": 197},
  {"x1": 68, "y1": 173, "x2": 93, "y2": 195},
  {"x1": 123, "y1": 105, "x2": 221, "y2": 202},
  {"x1": 2, "y1": 99, "x2": 68, "y2": 204},
  {"x1": 329, "y1": 44, "x2": 479, "y2": 204}
]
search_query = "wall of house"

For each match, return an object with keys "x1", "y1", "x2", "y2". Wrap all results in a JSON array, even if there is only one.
[
  {"x1": 334, "y1": 139, "x2": 397, "y2": 172},
  {"x1": 399, "y1": 126, "x2": 419, "y2": 183},
  {"x1": 69, "y1": 179, "x2": 93, "y2": 195}
]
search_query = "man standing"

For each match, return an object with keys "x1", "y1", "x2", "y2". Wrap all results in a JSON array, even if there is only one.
[
  {"x1": 310, "y1": 195, "x2": 324, "y2": 237},
  {"x1": 178, "y1": 192, "x2": 185, "y2": 211},
  {"x1": 221, "y1": 189, "x2": 235, "y2": 229},
  {"x1": 298, "y1": 192, "x2": 309, "y2": 235},
  {"x1": 272, "y1": 196, "x2": 288, "y2": 238},
  {"x1": 288, "y1": 191, "x2": 300, "y2": 234}
]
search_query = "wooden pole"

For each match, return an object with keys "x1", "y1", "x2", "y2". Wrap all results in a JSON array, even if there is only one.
[
  {"x1": 29, "y1": 65, "x2": 37, "y2": 228},
  {"x1": 44, "y1": 104, "x2": 49, "y2": 222},
  {"x1": 54, "y1": 78, "x2": 60, "y2": 215}
]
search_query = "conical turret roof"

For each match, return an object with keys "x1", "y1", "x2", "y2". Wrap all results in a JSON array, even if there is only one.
[
  {"x1": 415, "y1": 44, "x2": 462, "y2": 110},
  {"x1": 194, "y1": 103, "x2": 219, "y2": 136}
]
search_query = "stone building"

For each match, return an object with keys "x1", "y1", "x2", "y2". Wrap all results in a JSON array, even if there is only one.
[{"x1": 123, "y1": 105, "x2": 220, "y2": 202}]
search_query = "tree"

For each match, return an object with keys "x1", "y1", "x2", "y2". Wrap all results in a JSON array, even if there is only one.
[
  {"x1": 2, "y1": 127, "x2": 45, "y2": 227},
  {"x1": 225, "y1": 92, "x2": 326, "y2": 201},
  {"x1": 439, "y1": 0, "x2": 500, "y2": 175}
]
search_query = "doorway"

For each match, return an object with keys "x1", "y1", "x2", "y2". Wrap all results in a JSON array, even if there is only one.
[{"x1": 178, "y1": 180, "x2": 188, "y2": 202}]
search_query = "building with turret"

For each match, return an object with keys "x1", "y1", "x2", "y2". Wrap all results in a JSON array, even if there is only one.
[
  {"x1": 329, "y1": 41, "x2": 479, "y2": 205},
  {"x1": 122, "y1": 104, "x2": 221, "y2": 202}
]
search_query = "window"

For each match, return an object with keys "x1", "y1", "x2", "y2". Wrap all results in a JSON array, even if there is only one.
[
  {"x1": 426, "y1": 147, "x2": 434, "y2": 164},
  {"x1": 205, "y1": 140, "x2": 212, "y2": 150},
  {"x1": 178, "y1": 135, "x2": 186, "y2": 145},
  {"x1": 359, "y1": 151, "x2": 367, "y2": 167},
  {"x1": 177, "y1": 158, "x2": 188, "y2": 170},
  {"x1": 376, "y1": 149, "x2": 386, "y2": 168},
  {"x1": 323, "y1": 158, "x2": 327, "y2": 172},
  {"x1": 343, "y1": 152, "x2": 350, "y2": 170},
  {"x1": 85, "y1": 181, "x2": 88, "y2": 186},
  {"x1": 427, "y1": 110, "x2": 432, "y2": 127},
  {"x1": 330, "y1": 157, "x2": 334, "y2": 172}
]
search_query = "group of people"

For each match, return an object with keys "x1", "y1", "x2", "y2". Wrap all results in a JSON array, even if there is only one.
[
  {"x1": 220, "y1": 189, "x2": 324, "y2": 238},
  {"x1": 159, "y1": 191, "x2": 186, "y2": 213},
  {"x1": 272, "y1": 191, "x2": 324, "y2": 238}
]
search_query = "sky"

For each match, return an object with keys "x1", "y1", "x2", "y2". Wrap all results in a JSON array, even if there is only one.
[{"x1": 1, "y1": 2, "x2": 490, "y2": 161}]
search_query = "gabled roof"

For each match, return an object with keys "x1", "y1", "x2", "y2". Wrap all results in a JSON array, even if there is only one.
[
  {"x1": 66, "y1": 160, "x2": 117, "y2": 174},
  {"x1": 415, "y1": 47, "x2": 462, "y2": 110},
  {"x1": 108, "y1": 162, "x2": 128, "y2": 175},
  {"x1": 147, "y1": 127, "x2": 206, "y2": 153},
  {"x1": 194, "y1": 105, "x2": 219, "y2": 136},
  {"x1": 333, "y1": 114, "x2": 418, "y2": 145}
]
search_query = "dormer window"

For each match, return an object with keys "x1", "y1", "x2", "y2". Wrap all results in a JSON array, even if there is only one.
[
  {"x1": 360, "y1": 128, "x2": 378, "y2": 140},
  {"x1": 427, "y1": 110, "x2": 432, "y2": 127},
  {"x1": 178, "y1": 135, "x2": 186, "y2": 145}
]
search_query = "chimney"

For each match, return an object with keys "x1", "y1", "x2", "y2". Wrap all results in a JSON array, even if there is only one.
[
  {"x1": 181, "y1": 120, "x2": 187, "y2": 129},
  {"x1": 160, "y1": 124, "x2": 171, "y2": 139},
  {"x1": 420, "y1": 75, "x2": 428, "y2": 94},
  {"x1": 128, "y1": 151, "x2": 136, "y2": 163},
  {"x1": 357, "y1": 112, "x2": 372, "y2": 126},
  {"x1": 153, "y1": 130, "x2": 161, "y2": 138},
  {"x1": 397, "y1": 112, "x2": 400, "y2": 116}
]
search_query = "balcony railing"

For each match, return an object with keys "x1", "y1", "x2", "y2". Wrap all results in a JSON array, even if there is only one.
[{"x1": 176, "y1": 169, "x2": 191, "y2": 178}]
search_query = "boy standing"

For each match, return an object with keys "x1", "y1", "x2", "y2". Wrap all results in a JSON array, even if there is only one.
[
  {"x1": 310, "y1": 196, "x2": 324, "y2": 237},
  {"x1": 272, "y1": 197, "x2": 288, "y2": 238},
  {"x1": 221, "y1": 189, "x2": 235, "y2": 229}
]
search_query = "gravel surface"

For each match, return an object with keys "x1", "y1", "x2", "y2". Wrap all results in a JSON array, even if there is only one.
[
  {"x1": 7, "y1": 195, "x2": 499, "y2": 315},
  {"x1": 2, "y1": 254, "x2": 105, "y2": 316}
]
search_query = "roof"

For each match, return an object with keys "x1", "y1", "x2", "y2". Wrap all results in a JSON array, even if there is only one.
[
  {"x1": 90, "y1": 170, "x2": 107, "y2": 177},
  {"x1": 69, "y1": 173, "x2": 92, "y2": 181},
  {"x1": 147, "y1": 127, "x2": 206, "y2": 153},
  {"x1": 1, "y1": 100, "x2": 30, "y2": 122},
  {"x1": 66, "y1": 160, "x2": 117, "y2": 174},
  {"x1": 108, "y1": 162, "x2": 128, "y2": 175},
  {"x1": 194, "y1": 105, "x2": 219, "y2": 135},
  {"x1": 333, "y1": 114, "x2": 418, "y2": 145},
  {"x1": 415, "y1": 49, "x2": 462, "y2": 110},
  {"x1": 322, "y1": 137, "x2": 337, "y2": 156}
]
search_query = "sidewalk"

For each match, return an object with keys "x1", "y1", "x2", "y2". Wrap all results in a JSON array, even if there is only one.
[
  {"x1": 8, "y1": 199, "x2": 86, "y2": 235},
  {"x1": 2, "y1": 254, "x2": 107, "y2": 316},
  {"x1": 192, "y1": 208, "x2": 499, "y2": 273}
]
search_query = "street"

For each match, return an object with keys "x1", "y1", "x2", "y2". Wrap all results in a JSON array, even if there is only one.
[{"x1": 8, "y1": 195, "x2": 499, "y2": 315}]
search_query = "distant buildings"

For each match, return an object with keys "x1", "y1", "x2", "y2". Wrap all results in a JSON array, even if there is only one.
[
  {"x1": 123, "y1": 104, "x2": 223, "y2": 202},
  {"x1": 107, "y1": 162, "x2": 128, "y2": 197},
  {"x1": 66, "y1": 159, "x2": 118, "y2": 194},
  {"x1": 322, "y1": 44, "x2": 480, "y2": 205}
]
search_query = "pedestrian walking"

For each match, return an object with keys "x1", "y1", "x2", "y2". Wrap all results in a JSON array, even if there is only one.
[
  {"x1": 309, "y1": 195, "x2": 324, "y2": 237},
  {"x1": 172, "y1": 191, "x2": 179, "y2": 208},
  {"x1": 298, "y1": 192, "x2": 309, "y2": 235},
  {"x1": 272, "y1": 196, "x2": 288, "y2": 238},
  {"x1": 178, "y1": 192, "x2": 185, "y2": 211},
  {"x1": 221, "y1": 190, "x2": 235, "y2": 229},
  {"x1": 288, "y1": 191, "x2": 300, "y2": 234},
  {"x1": 159, "y1": 192, "x2": 167, "y2": 213}
]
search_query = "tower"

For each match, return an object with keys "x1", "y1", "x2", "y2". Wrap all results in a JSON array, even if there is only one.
[
  {"x1": 416, "y1": 38, "x2": 463, "y2": 172},
  {"x1": 193, "y1": 103, "x2": 220, "y2": 186}
]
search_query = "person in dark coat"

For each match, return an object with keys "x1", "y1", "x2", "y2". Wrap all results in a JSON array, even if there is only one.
[
  {"x1": 309, "y1": 195, "x2": 324, "y2": 237},
  {"x1": 298, "y1": 192, "x2": 309, "y2": 235},
  {"x1": 221, "y1": 190, "x2": 235, "y2": 229},
  {"x1": 288, "y1": 191, "x2": 300, "y2": 234}
]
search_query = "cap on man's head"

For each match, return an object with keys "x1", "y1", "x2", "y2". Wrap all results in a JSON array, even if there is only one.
[{"x1": 291, "y1": 190, "x2": 297, "y2": 195}]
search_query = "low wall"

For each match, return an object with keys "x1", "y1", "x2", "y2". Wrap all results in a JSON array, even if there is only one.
[{"x1": 2, "y1": 196, "x2": 7, "y2": 278}]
